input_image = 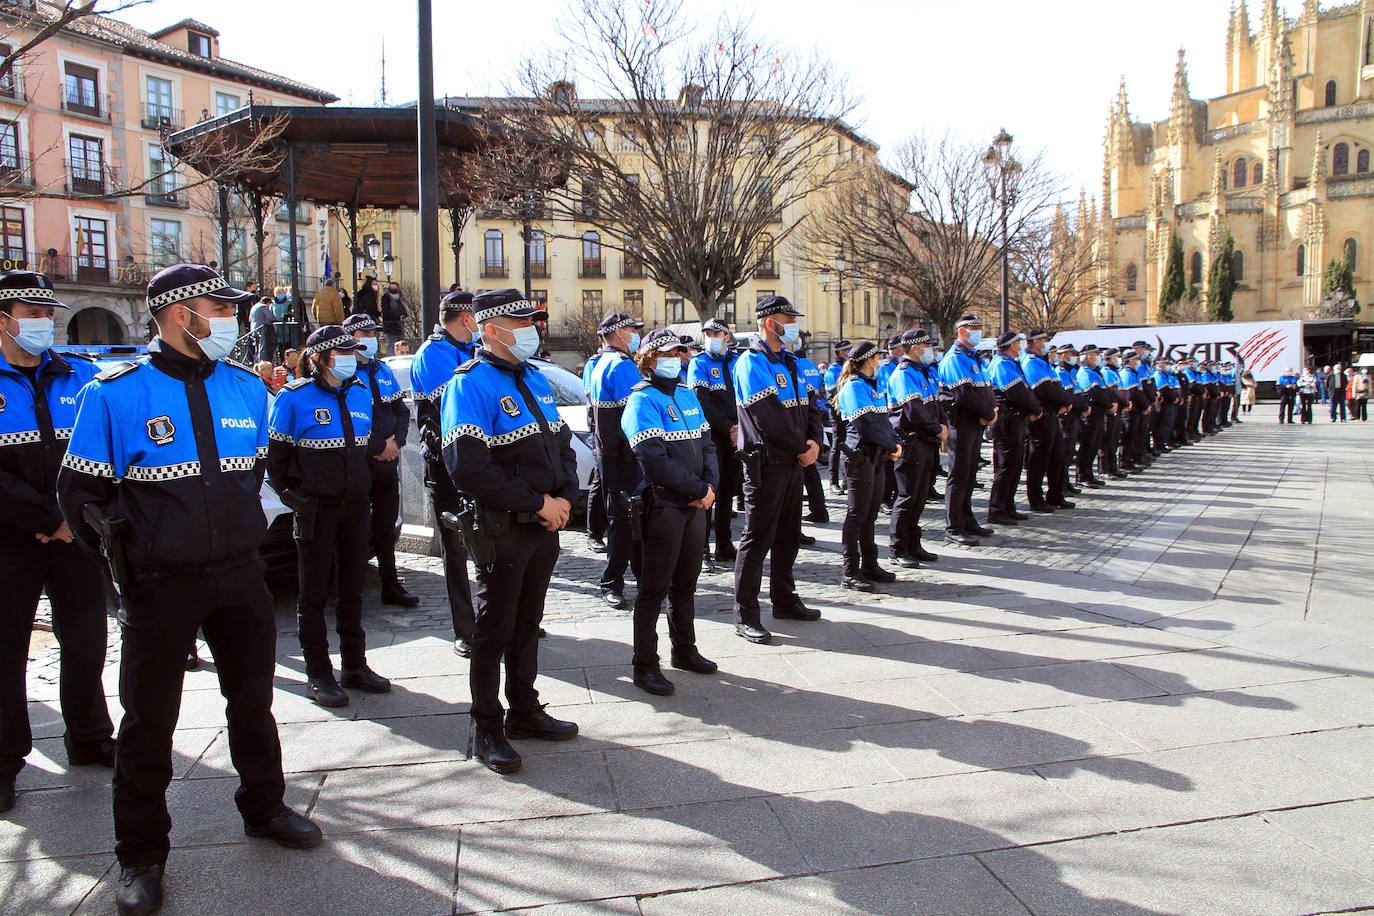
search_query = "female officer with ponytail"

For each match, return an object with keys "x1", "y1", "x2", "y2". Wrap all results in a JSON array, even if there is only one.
[
  {"x1": 833, "y1": 341, "x2": 902, "y2": 591},
  {"x1": 621, "y1": 329, "x2": 719, "y2": 696},
  {"x1": 267, "y1": 325, "x2": 390, "y2": 709}
]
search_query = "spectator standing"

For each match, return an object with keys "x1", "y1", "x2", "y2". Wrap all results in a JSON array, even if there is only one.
[
  {"x1": 248, "y1": 296, "x2": 280, "y2": 364},
  {"x1": 1240, "y1": 370, "x2": 1257, "y2": 414},
  {"x1": 1329, "y1": 362, "x2": 1348, "y2": 422},
  {"x1": 1354, "y1": 370, "x2": 1371, "y2": 421},
  {"x1": 380, "y1": 282, "x2": 407, "y2": 355},
  {"x1": 1316, "y1": 366, "x2": 1329, "y2": 404},
  {"x1": 352, "y1": 277, "x2": 380, "y2": 322},
  {"x1": 311, "y1": 278, "x2": 344, "y2": 327},
  {"x1": 1297, "y1": 369, "x2": 1316, "y2": 423}
]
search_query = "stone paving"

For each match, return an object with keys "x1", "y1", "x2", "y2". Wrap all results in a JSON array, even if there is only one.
[{"x1": 8, "y1": 416, "x2": 1374, "y2": 915}]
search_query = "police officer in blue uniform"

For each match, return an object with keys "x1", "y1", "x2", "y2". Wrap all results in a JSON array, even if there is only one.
[
  {"x1": 410, "y1": 290, "x2": 478, "y2": 655},
  {"x1": 441, "y1": 289, "x2": 580, "y2": 775},
  {"x1": 57, "y1": 264, "x2": 320, "y2": 916},
  {"x1": 732, "y1": 296, "x2": 824, "y2": 643},
  {"x1": 1074, "y1": 345, "x2": 1114, "y2": 488},
  {"x1": 0, "y1": 271, "x2": 114, "y2": 814},
  {"x1": 1152, "y1": 356, "x2": 1181, "y2": 450},
  {"x1": 823, "y1": 340, "x2": 851, "y2": 493},
  {"x1": 938, "y1": 314, "x2": 997, "y2": 545},
  {"x1": 687, "y1": 317, "x2": 740, "y2": 560},
  {"x1": 886, "y1": 328, "x2": 945, "y2": 566},
  {"x1": 588, "y1": 312, "x2": 646, "y2": 608},
  {"x1": 343, "y1": 314, "x2": 417, "y2": 608},
  {"x1": 621, "y1": 329, "x2": 719, "y2": 696},
  {"x1": 1053, "y1": 346, "x2": 1087, "y2": 496},
  {"x1": 1098, "y1": 349, "x2": 1128, "y2": 479},
  {"x1": 1118, "y1": 350, "x2": 1152, "y2": 471},
  {"x1": 1183, "y1": 356, "x2": 1207, "y2": 439},
  {"x1": 580, "y1": 349, "x2": 609, "y2": 552},
  {"x1": 834, "y1": 341, "x2": 901, "y2": 590},
  {"x1": 1020, "y1": 329, "x2": 1074, "y2": 512},
  {"x1": 268, "y1": 325, "x2": 390, "y2": 708},
  {"x1": 987, "y1": 332, "x2": 1041, "y2": 525},
  {"x1": 793, "y1": 331, "x2": 830, "y2": 524}
]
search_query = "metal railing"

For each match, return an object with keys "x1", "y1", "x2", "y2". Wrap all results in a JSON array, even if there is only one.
[
  {"x1": 0, "y1": 150, "x2": 35, "y2": 189},
  {"x1": 37, "y1": 254, "x2": 156, "y2": 287},
  {"x1": 140, "y1": 103, "x2": 185, "y2": 132},
  {"x1": 480, "y1": 256, "x2": 508, "y2": 278},
  {"x1": 61, "y1": 92, "x2": 113, "y2": 121},
  {"x1": 527, "y1": 260, "x2": 550, "y2": 278},
  {"x1": 0, "y1": 72, "x2": 25, "y2": 103},
  {"x1": 578, "y1": 256, "x2": 604, "y2": 278},
  {"x1": 755, "y1": 262, "x2": 779, "y2": 279},
  {"x1": 620, "y1": 257, "x2": 645, "y2": 279},
  {"x1": 64, "y1": 159, "x2": 111, "y2": 195}
]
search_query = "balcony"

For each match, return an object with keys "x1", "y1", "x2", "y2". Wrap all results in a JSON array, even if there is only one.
[
  {"x1": 141, "y1": 103, "x2": 185, "y2": 132},
  {"x1": 755, "y1": 262, "x2": 779, "y2": 279},
  {"x1": 527, "y1": 260, "x2": 549, "y2": 278},
  {"x1": 0, "y1": 151, "x2": 35, "y2": 189},
  {"x1": 39, "y1": 254, "x2": 154, "y2": 287},
  {"x1": 144, "y1": 181, "x2": 187, "y2": 209},
  {"x1": 65, "y1": 160, "x2": 111, "y2": 196},
  {"x1": 61, "y1": 92, "x2": 113, "y2": 121},
  {"x1": 578, "y1": 256, "x2": 604, "y2": 279},
  {"x1": 0, "y1": 73, "x2": 25, "y2": 104},
  {"x1": 480, "y1": 256, "x2": 508, "y2": 278},
  {"x1": 620, "y1": 257, "x2": 644, "y2": 279}
]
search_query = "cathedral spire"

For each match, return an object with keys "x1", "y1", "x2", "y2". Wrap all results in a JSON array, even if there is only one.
[
  {"x1": 1169, "y1": 49, "x2": 1195, "y2": 147},
  {"x1": 1261, "y1": 0, "x2": 1280, "y2": 37},
  {"x1": 1231, "y1": 0, "x2": 1252, "y2": 47},
  {"x1": 1302, "y1": 0, "x2": 1320, "y2": 21},
  {"x1": 1211, "y1": 149, "x2": 1226, "y2": 201},
  {"x1": 1310, "y1": 130, "x2": 1326, "y2": 195},
  {"x1": 1268, "y1": 26, "x2": 1295, "y2": 122}
]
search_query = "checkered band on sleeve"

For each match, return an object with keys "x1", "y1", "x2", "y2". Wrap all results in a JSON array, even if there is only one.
[
  {"x1": 304, "y1": 333, "x2": 354, "y2": 357},
  {"x1": 779, "y1": 394, "x2": 804, "y2": 408},
  {"x1": 54, "y1": 427, "x2": 72, "y2": 439},
  {"x1": 1030, "y1": 377, "x2": 1055, "y2": 388},
  {"x1": 147, "y1": 277, "x2": 230, "y2": 311},
  {"x1": 628, "y1": 427, "x2": 667, "y2": 448},
  {"x1": 268, "y1": 429, "x2": 294, "y2": 444},
  {"x1": 474, "y1": 299, "x2": 534, "y2": 323},
  {"x1": 740, "y1": 387, "x2": 779, "y2": 408},
  {"x1": 60, "y1": 453, "x2": 116, "y2": 478},
  {"x1": 845, "y1": 403, "x2": 887, "y2": 421},
  {"x1": 383, "y1": 390, "x2": 406, "y2": 403},
  {"x1": 354, "y1": 434, "x2": 369, "y2": 446},
  {"x1": 0, "y1": 287, "x2": 56, "y2": 302},
  {"x1": 970, "y1": 380, "x2": 990, "y2": 388},
  {"x1": 591, "y1": 396, "x2": 631, "y2": 408},
  {"x1": 691, "y1": 378, "x2": 728, "y2": 391},
  {"x1": 0, "y1": 429, "x2": 42, "y2": 448},
  {"x1": 256, "y1": 445, "x2": 269, "y2": 459},
  {"x1": 425, "y1": 380, "x2": 450, "y2": 402},
  {"x1": 296, "y1": 437, "x2": 348, "y2": 449},
  {"x1": 891, "y1": 390, "x2": 923, "y2": 407},
  {"x1": 219, "y1": 455, "x2": 259, "y2": 473},
  {"x1": 443, "y1": 424, "x2": 492, "y2": 447},
  {"x1": 125, "y1": 460, "x2": 202, "y2": 482}
]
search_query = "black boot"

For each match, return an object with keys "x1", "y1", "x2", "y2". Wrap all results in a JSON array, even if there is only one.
[
  {"x1": 505, "y1": 705, "x2": 579, "y2": 741},
  {"x1": 910, "y1": 536, "x2": 938, "y2": 562},
  {"x1": 116, "y1": 864, "x2": 163, "y2": 916},
  {"x1": 245, "y1": 809, "x2": 323, "y2": 848},
  {"x1": 307, "y1": 677, "x2": 349, "y2": 708},
  {"x1": 380, "y1": 579, "x2": 420, "y2": 607},
  {"x1": 670, "y1": 648, "x2": 718, "y2": 673},
  {"x1": 474, "y1": 727, "x2": 522, "y2": 774},
  {"x1": 633, "y1": 668, "x2": 676, "y2": 696},
  {"x1": 340, "y1": 665, "x2": 391, "y2": 693},
  {"x1": 860, "y1": 565, "x2": 897, "y2": 583},
  {"x1": 0, "y1": 775, "x2": 14, "y2": 813}
]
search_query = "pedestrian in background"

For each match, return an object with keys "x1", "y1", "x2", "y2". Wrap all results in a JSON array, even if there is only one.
[
  {"x1": 352, "y1": 276, "x2": 380, "y2": 323},
  {"x1": 311, "y1": 278, "x2": 344, "y2": 326},
  {"x1": 1241, "y1": 369, "x2": 1256, "y2": 414},
  {"x1": 1297, "y1": 368, "x2": 1316, "y2": 424},
  {"x1": 1354, "y1": 370, "x2": 1370, "y2": 421},
  {"x1": 380, "y1": 282, "x2": 407, "y2": 354},
  {"x1": 1329, "y1": 363, "x2": 1348, "y2": 422}
]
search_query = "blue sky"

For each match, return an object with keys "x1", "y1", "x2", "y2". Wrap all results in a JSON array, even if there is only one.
[{"x1": 118, "y1": 0, "x2": 1264, "y2": 202}]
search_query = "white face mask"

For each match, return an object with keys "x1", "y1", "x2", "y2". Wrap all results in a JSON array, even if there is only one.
[
  {"x1": 5, "y1": 316, "x2": 55, "y2": 356},
  {"x1": 504, "y1": 325, "x2": 541, "y2": 363},
  {"x1": 185, "y1": 309, "x2": 239, "y2": 361},
  {"x1": 706, "y1": 336, "x2": 726, "y2": 355},
  {"x1": 330, "y1": 354, "x2": 357, "y2": 380},
  {"x1": 919, "y1": 348, "x2": 936, "y2": 365},
  {"x1": 627, "y1": 332, "x2": 641, "y2": 353},
  {"x1": 356, "y1": 337, "x2": 378, "y2": 359},
  {"x1": 966, "y1": 330, "x2": 982, "y2": 347},
  {"x1": 653, "y1": 357, "x2": 680, "y2": 379}
]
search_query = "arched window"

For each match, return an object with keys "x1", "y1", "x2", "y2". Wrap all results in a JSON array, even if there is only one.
[
  {"x1": 1190, "y1": 251, "x2": 1203, "y2": 285},
  {"x1": 1344, "y1": 238, "x2": 1357, "y2": 268},
  {"x1": 527, "y1": 230, "x2": 546, "y2": 275},
  {"x1": 1253, "y1": 160, "x2": 1264, "y2": 185},
  {"x1": 1333, "y1": 142, "x2": 1350, "y2": 176},
  {"x1": 483, "y1": 229, "x2": 504, "y2": 276},
  {"x1": 1125, "y1": 262, "x2": 1138, "y2": 292},
  {"x1": 1297, "y1": 244, "x2": 1306, "y2": 277},
  {"x1": 581, "y1": 231, "x2": 602, "y2": 277},
  {"x1": 1233, "y1": 158, "x2": 1247, "y2": 188},
  {"x1": 1233, "y1": 250, "x2": 1244, "y2": 283},
  {"x1": 1325, "y1": 80, "x2": 1338, "y2": 107},
  {"x1": 1358, "y1": 149, "x2": 1370, "y2": 173}
]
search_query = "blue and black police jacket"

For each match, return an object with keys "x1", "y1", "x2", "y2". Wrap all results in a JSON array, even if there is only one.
[
  {"x1": 621, "y1": 375, "x2": 718, "y2": 507},
  {"x1": 796, "y1": 354, "x2": 824, "y2": 399},
  {"x1": 440, "y1": 350, "x2": 578, "y2": 514},
  {"x1": 876, "y1": 358, "x2": 899, "y2": 396},
  {"x1": 1076, "y1": 363, "x2": 1116, "y2": 414},
  {"x1": 822, "y1": 362, "x2": 843, "y2": 395},
  {"x1": 1153, "y1": 369, "x2": 1181, "y2": 405},
  {"x1": 937, "y1": 343, "x2": 995, "y2": 424},
  {"x1": 989, "y1": 353, "x2": 1042, "y2": 417},
  {"x1": 359, "y1": 354, "x2": 409, "y2": 458},
  {"x1": 0, "y1": 348, "x2": 98, "y2": 539},
  {"x1": 837, "y1": 374, "x2": 898, "y2": 453},
  {"x1": 687, "y1": 349, "x2": 738, "y2": 437},
  {"x1": 733, "y1": 336, "x2": 823, "y2": 463},
  {"x1": 57, "y1": 339, "x2": 269, "y2": 577},
  {"x1": 410, "y1": 326, "x2": 475, "y2": 462},
  {"x1": 1276, "y1": 372, "x2": 1298, "y2": 390},
  {"x1": 1021, "y1": 352, "x2": 1073, "y2": 415},
  {"x1": 886, "y1": 358, "x2": 944, "y2": 442},
  {"x1": 267, "y1": 373, "x2": 373, "y2": 505},
  {"x1": 588, "y1": 347, "x2": 641, "y2": 462}
]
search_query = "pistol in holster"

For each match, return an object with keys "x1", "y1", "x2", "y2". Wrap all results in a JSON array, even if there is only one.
[
  {"x1": 616, "y1": 491, "x2": 648, "y2": 541},
  {"x1": 278, "y1": 488, "x2": 319, "y2": 543},
  {"x1": 736, "y1": 443, "x2": 767, "y2": 478},
  {"x1": 81, "y1": 503, "x2": 131, "y2": 595}
]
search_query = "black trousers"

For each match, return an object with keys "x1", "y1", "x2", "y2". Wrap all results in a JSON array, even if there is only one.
[
  {"x1": 802, "y1": 462, "x2": 826, "y2": 516},
  {"x1": 1279, "y1": 393, "x2": 1296, "y2": 423},
  {"x1": 1158, "y1": 403, "x2": 1178, "y2": 448},
  {"x1": 944, "y1": 420, "x2": 983, "y2": 534},
  {"x1": 1025, "y1": 415, "x2": 1060, "y2": 506},
  {"x1": 989, "y1": 416, "x2": 1027, "y2": 515},
  {"x1": 1099, "y1": 413, "x2": 1122, "y2": 474},
  {"x1": 1203, "y1": 397, "x2": 1219, "y2": 433},
  {"x1": 0, "y1": 537, "x2": 112, "y2": 780},
  {"x1": 734, "y1": 462, "x2": 804, "y2": 626},
  {"x1": 114, "y1": 562, "x2": 285, "y2": 867},
  {"x1": 470, "y1": 525, "x2": 558, "y2": 730},
  {"x1": 597, "y1": 455, "x2": 643, "y2": 594},
  {"x1": 1059, "y1": 413, "x2": 1081, "y2": 486},
  {"x1": 633, "y1": 506, "x2": 706, "y2": 673},
  {"x1": 841, "y1": 451, "x2": 883, "y2": 575},
  {"x1": 368, "y1": 459, "x2": 402, "y2": 581},
  {"x1": 708, "y1": 431, "x2": 740, "y2": 547},
  {"x1": 1298, "y1": 393, "x2": 1313, "y2": 423},
  {"x1": 1188, "y1": 396, "x2": 1204, "y2": 436},
  {"x1": 296, "y1": 499, "x2": 370, "y2": 679},
  {"x1": 426, "y1": 460, "x2": 475, "y2": 641},
  {"x1": 1077, "y1": 413, "x2": 1104, "y2": 481},
  {"x1": 890, "y1": 440, "x2": 936, "y2": 557},
  {"x1": 828, "y1": 413, "x2": 846, "y2": 486},
  {"x1": 586, "y1": 464, "x2": 607, "y2": 541}
]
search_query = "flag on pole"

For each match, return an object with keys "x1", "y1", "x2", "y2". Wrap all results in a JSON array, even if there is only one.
[
  {"x1": 323, "y1": 253, "x2": 331, "y2": 281},
  {"x1": 74, "y1": 226, "x2": 86, "y2": 257}
]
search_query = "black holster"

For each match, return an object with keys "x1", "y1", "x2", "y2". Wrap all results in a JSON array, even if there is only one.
[
  {"x1": 81, "y1": 503, "x2": 131, "y2": 595},
  {"x1": 279, "y1": 488, "x2": 319, "y2": 543}
]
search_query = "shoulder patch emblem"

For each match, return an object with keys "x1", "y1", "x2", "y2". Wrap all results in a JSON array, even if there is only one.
[
  {"x1": 776, "y1": 373, "x2": 788, "y2": 388},
  {"x1": 666, "y1": 404, "x2": 679, "y2": 422},
  {"x1": 710, "y1": 367, "x2": 721, "y2": 378},
  {"x1": 499, "y1": 395, "x2": 521, "y2": 417},
  {"x1": 0, "y1": 392, "x2": 6, "y2": 412},
  {"x1": 146, "y1": 416, "x2": 175, "y2": 445},
  {"x1": 314, "y1": 408, "x2": 331, "y2": 424}
]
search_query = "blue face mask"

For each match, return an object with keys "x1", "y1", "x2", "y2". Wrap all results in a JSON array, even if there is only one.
[
  {"x1": 966, "y1": 330, "x2": 982, "y2": 347},
  {"x1": 777, "y1": 322, "x2": 800, "y2": 349},
  {"x1": 627, "y1": 332, "x2": 641, "y2": 354},
  {"x1": 272, "y1": 300, "x2": 289, "y2": 318},
  {"x1": 506, "y1": 325, "x2": 541, "y2": 363},
  {"x1": 919, "y1": 348, "x2": 936, "y2": 365},
  {"x1": 356, "y1": 337, "x2": 378, "y2": 359},
  {"x1": 330, "y1": 354, "x2": 357, "y2": 380},
  {"x1": 706, "y1": 336, "x2": 726, "y2": 355},
  {"x1": 5, "y1": 317, "x2": 55, "y2": 356},
  {"x1": 653, "y1": 357, "x2": 680, "y2": 379}
]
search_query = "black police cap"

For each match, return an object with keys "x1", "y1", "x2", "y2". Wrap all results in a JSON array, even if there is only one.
[
  {"x1": 0, "y1": 270, "x2": 66, "y2": 309},
  {"x1": 847, "y1": 340, "x2": 879, "y2": 363},
  {"x1": 441, "y1": 289, "x2": 474, "y2": 313},
  {"x1": 474, "y1": 288, "x2": 548, "y2": 324},
  {"x1": 341, "y1": 313, "x2": 380, "y2": 334},
  {"x1": 305, "y1": 324, "x2": 365, "y2": 357},
  {"x1": 146, "y1": 263, "x2": 253, "y2": 313},
  {"x1": 995, "y1": 331, "x2": 1020, "y2": 349},
  {"x1": 756, "y1": 295, "x2": 802, "y2": 318},
  {"x1": 597, "y1": 311, "x2": 644, "y2": 335}
]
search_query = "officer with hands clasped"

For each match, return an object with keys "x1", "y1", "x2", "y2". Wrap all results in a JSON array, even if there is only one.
[
  {"x1": 0, "y1": 270, "x2": 115, "y2": 815},
  {"x1": 441, "y1": 289, "x2": 580, "y2": 776},
  {"x1": 823, "y1": 339, "x2": 852, "y2": 493},
  {"x1": 687, "y1": 317, "x2": 740, "y2": 561},
  {"x1": 833, "y1": 341, "x2": 902, "y2": 591},
  {"x1": 1074, "y1": 344, "x2": 1115, "y2": 488},
  {"x1": 410, "y1": 289, "x2": 478, "y2": 656},
  {"x1": 987, "y1": 332, "x2": 1042, "y2": 525},
  {"x1": 732, "y1": 295, "x2": 824, "y2": 644},
  {"x1": 937, "y1": 314, "x2": 997, "y2": 546},
  {"x1": 621, "y1": 328, "x2": 720, "y2": 696},
  {"x1": 268, "y1": 325, "x2": 391, "y2": 708},
  {"x1": 885, "y1": 327, "x2": 945, "y2": 567},
  {"x1": 588, "y1": 311, "x2": 646, "y2": 608},
  {"x1": 56, "y1": 263, "x2": 321, "y2": 916},
  {"x1": 343, "y1": 313, "x2": 418, "y2": 608}
]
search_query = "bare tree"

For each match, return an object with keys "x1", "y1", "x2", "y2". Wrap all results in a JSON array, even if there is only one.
[
  {"x1": 463, "y1": 0, "x2": 857, "y2": 322},
  {"x1": 806, "y1": 132, "x2": 1063, "y2": 342},
  {"x1": 1007, "y1": 206, "x2": 1105, "y2": 332},
  {"x1": 555, "y1": 299, "x2": 607, "y2": 357},
  {"x1": 0, "y1": 1, "x2": 151, "y2": 84}
]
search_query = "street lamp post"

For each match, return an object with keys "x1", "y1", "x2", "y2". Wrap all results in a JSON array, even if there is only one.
[
  {"x1": 365, "y1": 235, "x2": 381, "y2": 276},
  {"x1": 982, "y1": 128, "x2": 1022, "y2": 335},
  {"x1": 820, "y1": 254, "x2": 849, "y2": 340}
]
